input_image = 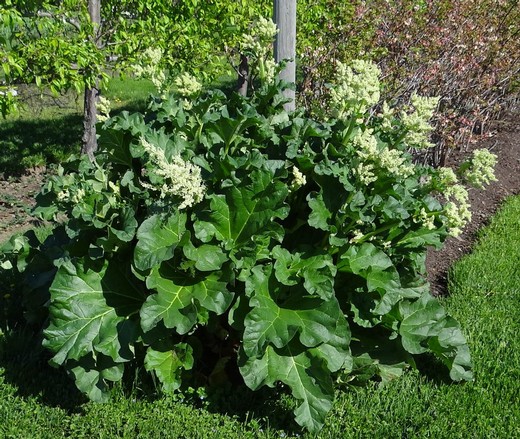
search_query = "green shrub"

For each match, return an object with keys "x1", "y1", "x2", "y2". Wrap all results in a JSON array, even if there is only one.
[{"x1": 3, "y1": 55, "x2": 492, "y2": 433}]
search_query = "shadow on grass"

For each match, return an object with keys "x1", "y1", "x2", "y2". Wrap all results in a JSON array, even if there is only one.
[
  {"x1": 0, "y1": 265, "x2": 85, "y2": 411},
  {"x1": 0, "y1": 114, "x2": 83, "y2": 176},
  {"x1": 202, "y1": 375, "x2": 300, "y2": 433},
  {"x1": 0, "y1": 99, "x2": 150, "y2": 177},
  {"x1": 0, "y1": 327, "x2": 87, "y2": 411}
]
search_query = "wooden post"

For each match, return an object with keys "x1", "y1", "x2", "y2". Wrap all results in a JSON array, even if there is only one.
[{"x1": 274, "y1": 0, "x2": 296, "y2": 111}]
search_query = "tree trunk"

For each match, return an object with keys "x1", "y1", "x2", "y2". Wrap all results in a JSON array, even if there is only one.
[
  {"x1": 274, "y1": 0, "x2": 297, "y2": 111},
  {"x1": 81, "y1": 0, "x2": 101, "y2": 158},
  {"x1": 81, "y1": 86, "x2": 99, "y2": 160},
  {"x1": 237, "y1": 54, "x2": 249, "y2": 97}
]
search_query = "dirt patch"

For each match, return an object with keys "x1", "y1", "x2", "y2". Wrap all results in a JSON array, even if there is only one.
[
  {"x1": 0, "y1": 168, "x2": 45, "y2": 245},
  {"x1": 0, "y1": 116, "x2": 519, "y2": 294},
  {"x1": 426, "y1": 115, "x2": 520, "y2": 295}
]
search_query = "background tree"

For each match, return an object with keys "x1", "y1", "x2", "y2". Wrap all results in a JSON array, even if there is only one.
[{"x1": 0, "y1": 0, "x2": 270, "y2": 156}]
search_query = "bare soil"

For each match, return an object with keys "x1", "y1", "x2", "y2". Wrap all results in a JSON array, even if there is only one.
[
  {"x1": 1, "y1": 116, "x2": 519, "y2": 295},
  {"x1": 427, "y1": 114, "x2": 520, "y2": 295},
  {"x1": 0, "y1": 167, "x2": 44, "y2": 244}
]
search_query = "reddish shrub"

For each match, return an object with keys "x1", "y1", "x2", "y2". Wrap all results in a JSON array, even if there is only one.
[{"x1": 298, "y1": 0, "x2": 520, "y2": 164}]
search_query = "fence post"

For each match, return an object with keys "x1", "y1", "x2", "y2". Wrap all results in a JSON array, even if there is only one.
[{"x1": 274, "y1": 0, "x2": 296, "y2": 111}]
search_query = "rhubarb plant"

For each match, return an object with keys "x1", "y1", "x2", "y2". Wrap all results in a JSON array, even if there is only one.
[{"x1": 2, "y1": 48, "x2": 496, "y2": 433}]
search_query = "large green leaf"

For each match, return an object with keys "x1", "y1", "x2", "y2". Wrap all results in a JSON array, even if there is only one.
[
  {"x1": 307, "y1": 193, "x2": 332, "y2": 231},
  {"x1": 141, "y1": 261, "x2": 233, "y2": 334},
  {"x1": 398, "y1": 227, "x2": 443, "y2": 249},
  {"x1": 144, "y1": 343, "x2": 194, "y2": 393},
  {"x1": 98, "y1": 128, "x2": 132, "y2": 166},
  {"x1": 338, "y1": 244, "x2": 420, "y2": 316},
  {"x1": 70, "y1": 354, "x2": 124, "y2": 403},
  {"x1": 182, "y1": 242, "x2": 228, "y2": 272},
  {"x1": 272, "y1": 246, "x2": 336, "y2": 300},
  {"x1": 239, "y1": 341, "x2": 334, "y2": 433},
  {"x1": 193, "y1": 168, "x2": 289, "y2": 249},
  {"x1": 399, "y1": 293, "x2": 447, "y2": 354},
  {"x1": 109, "y1": 207, "x2": 138, "y2": 243},
  {"x1": 43, "y1": 259, "x2": 145, "y2": 366},
  {"x1": 428, "y1": 318, "x2": 473, "y2": 381},
  {"x1": 399, "y1": 293, "x2": 473, "y2": 380},
  {"x1": 338, "y1": 243, "x2": 393, "y2": 274},
  {"x1": 134, "y1": 212, "x2": 187, "y2": 271},
  {"x1": 243, "y1": 265, "x2": 349, "y2": 359}
]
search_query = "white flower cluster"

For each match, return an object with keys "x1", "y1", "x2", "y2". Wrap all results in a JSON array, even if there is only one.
[
  {"x1": 241, "y1": 17, "x2": 278, "y2": 56},
  {"x1": 141, "y1": 137, "x2": 205, "y2": 209},
  {"x1": 174, "y1": 72, "x2": 203, "y2": 97},
  {"x1": 401, "y1": 94, "x2": 440, "y2": 149},
  {"x1": 378, "y1": 101, "x2": 396, "y2": 132},
  {"x1": 241, "y1": 17, "x2": 278, "y2": 83},
  {"x1": 355, "y1": 162, "x2": 377, "y2": 185},
  {"x1": 96, "y1": 96, "x2": 112, "y2": 122},
  {"x1": 349, "y1": 229, "x2": 365, "y2": 244},
  {"x1": 437, "y1": 167, "x2": 458, "y2": 186},
  {"x1": 435, "y1": 166, "x2": 471, "y2": 236},
  {"x1": 379, "y1": 148, "x2": 414, "y2": 177},
  {"x1": 291, "y1": 167, "x2": 307, "y2": 190},
  {"x1": 464, "y1": 148, "x2": 497, "y2": 189},
  {"x1": 262, "y1": 58, "x2": 277, "y2": 84},
  {"x1": 353, "y1": 129, "x2": 414, "y2": 184},
  {"x1": 445, "y1": 183, "x2": 471, "y2": 237},
  {"x1": 133, "y1": 47, "x2": 166, "y2": 91},
  {"x1": 56, "y1": 184, "x2": 89, "y2": 204},
  {"x1": 330, "y1": 60, "x2": 381, "y2": 118},
  {"x1": 413, "y1": 207, "x2": 435, "y2": 230}
]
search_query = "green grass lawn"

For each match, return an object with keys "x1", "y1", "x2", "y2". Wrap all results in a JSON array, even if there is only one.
[
  {"x1": 0, "y1": 77, "x2": 154, "y2": 175},
  {"x1": 1, "y1": 196, "x2": 519, "y2": 438}
]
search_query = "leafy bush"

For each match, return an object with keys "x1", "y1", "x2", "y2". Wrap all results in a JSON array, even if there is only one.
[{"x1": 2, "y1": 57, "x2": 491, "y2": 432}]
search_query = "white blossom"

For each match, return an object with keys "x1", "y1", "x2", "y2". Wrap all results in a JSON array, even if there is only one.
[
  {"x1": 291, "y1": 167, "x2": 307, "y2": 189},
  {"x1": 241, "y1": 17, "x2": 278, "y2": 56},
  {"x1": 414, "y1": 207, "x2": 436, "y2": 230},
  {"x1": 353, "y1": 129, "x2": 378, "y2": 160},
  {"x1": 356, "y1": 162, "x2": 377, "y2": 185},
  {"x1": 353, "y1": 128, "x2": 414, "y2": 180},
  {"x1": 401, "y1": 94, "x2": 440, "y2": 149},
  {"x1": 56, "y1": 190, "x2": 70, "y2": 201},
  {"x1": 349, "y1": 229, "x2": 365, "y2": 244},
  {"x1": 240, "y1": 18, "x2": 279, "y2": 84},
  {"x1": 174, "y1": 72, "x2": 202, "y2": 97},
  {"x1": 378, "y1": 101, "x2": 396, "y2": 132},
  {"x1": 330, "y1": 60, "x2": 381, "y2": 118},
  {"x1": 71, "y1": 188, "x2": 86, "y2": 204},
  {"x1": 133, "y1": 48, "x2": 167, "y2": 92},
  {"x1": 464, "y1": 148, "x2": 497, "y2": 189},
  {"x1": 379, "y1": 148, "x2": 414, "y2": 178},
  {"x1": 141, "y1": 137, "x2": 205, "y2": 209},
  {"x1": 96, "y1": 96, "x2": 111, "y2": 122},
  {"x1": 444, "y1": 184, "x2": 471, "y2": 236},
  {"x1": 437, "y1": 167, "x2": 458, "y2": 186}
]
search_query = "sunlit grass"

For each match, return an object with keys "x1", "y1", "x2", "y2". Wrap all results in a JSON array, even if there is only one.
[{"x1": 0, "y1": 77, "x2": 155, "y2": 175}]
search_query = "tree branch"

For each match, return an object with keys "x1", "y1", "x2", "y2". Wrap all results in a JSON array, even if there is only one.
[{"x1": 37, "y1": 11, "x2": 82, "y2": 32}]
